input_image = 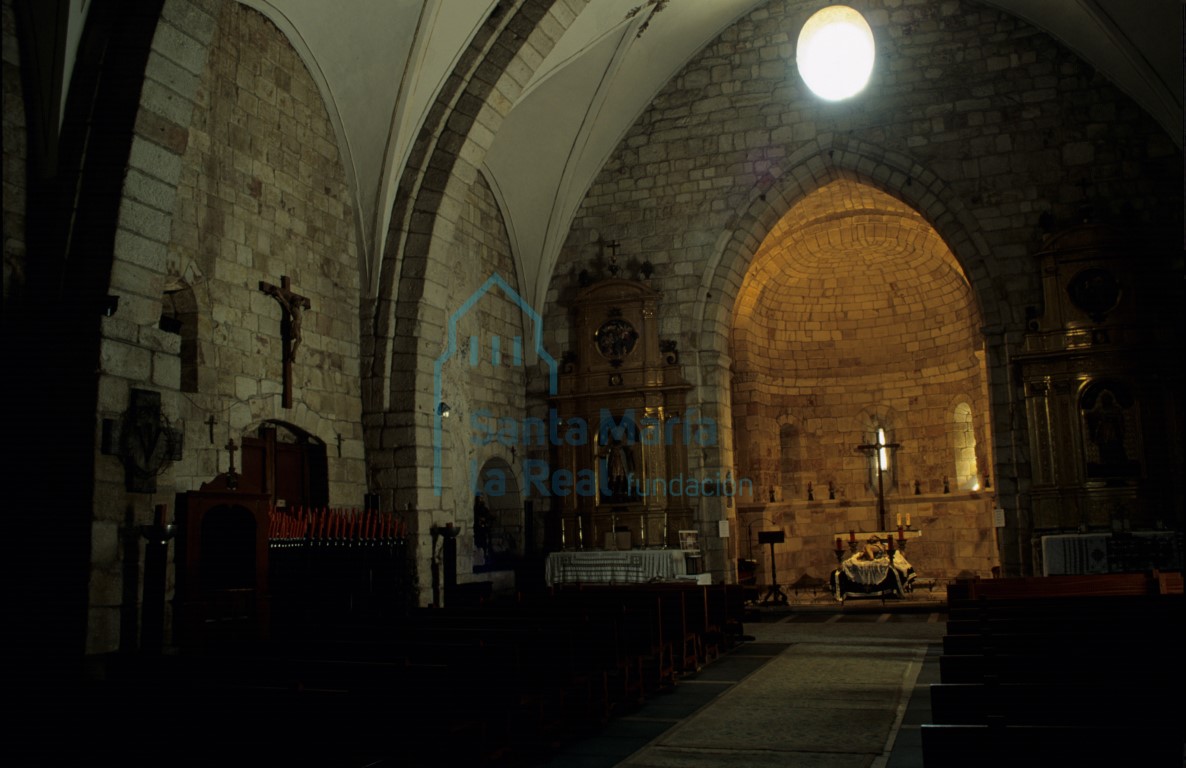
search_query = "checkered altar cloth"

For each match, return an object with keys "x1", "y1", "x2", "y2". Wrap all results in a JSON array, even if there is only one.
[{"x1": 545, "y1": 549, "x2": 687, "y2": 586}]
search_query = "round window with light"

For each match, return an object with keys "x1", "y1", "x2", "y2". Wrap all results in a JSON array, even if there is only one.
[{"x1": 796, "y1": 5, "x2": 876, "y2": 101}]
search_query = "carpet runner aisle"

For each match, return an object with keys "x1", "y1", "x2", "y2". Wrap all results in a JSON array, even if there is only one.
[{"x1": 614, "y1": 633, "x2": 928, "y2": 767}]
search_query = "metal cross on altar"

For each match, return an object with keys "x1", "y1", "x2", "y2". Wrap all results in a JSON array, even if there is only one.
[
  {"x1": 259, "y1": 275, "x2": 312, "y2": 408},
  {"x1": 856, "y1": 428, "x2": 901, "y2": 531}
]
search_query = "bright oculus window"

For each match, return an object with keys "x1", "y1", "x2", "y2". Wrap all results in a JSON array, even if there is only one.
[{"x1": 796, "y1": 5, "x2": 875, "y2": 101}]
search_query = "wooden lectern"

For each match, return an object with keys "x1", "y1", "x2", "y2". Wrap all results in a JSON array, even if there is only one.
[{"x1": 758, "y1": 530, "x2": 787, "y2": 605}]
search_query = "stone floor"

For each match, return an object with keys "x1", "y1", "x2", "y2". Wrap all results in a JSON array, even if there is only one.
[{"x1": 539, "y1": 601, "x2": 946, "y2": 768}]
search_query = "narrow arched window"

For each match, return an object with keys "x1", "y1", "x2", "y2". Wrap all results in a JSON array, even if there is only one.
[
  {"x1": 952, "y1": 402, "x2": 980, "y2": 490},
  {"x1": 160, "y1": 283, "x2": 199, "y2": 393}
]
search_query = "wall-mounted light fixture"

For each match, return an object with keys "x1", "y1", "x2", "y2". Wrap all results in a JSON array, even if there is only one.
[
  {"x1": 99, "y1": 295, "x2": 120, "y2": 317},
  {"x1": 437, "y1": 402, "x2": 452, "y2": 418}
]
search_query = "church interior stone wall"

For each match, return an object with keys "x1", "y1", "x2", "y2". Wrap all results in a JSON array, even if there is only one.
[
  {"x1": 1, "y1": 0, "x2": 26, "y2": 303},
  {"x1": 2, "y1": 0, "x2": 1179, "y2": 663},
  {"x1": 546, "y1": 0, "x2": 1178, "y2": 582},
  {"x1": 165, "y1": 1, "x2": 365, "y2": 501},
  {"x1": 87, "y1": 1, "x2": 367, "y2": 652},
  {"x1": 431, "y1": 171, "x2": 528, "y2": 584}
]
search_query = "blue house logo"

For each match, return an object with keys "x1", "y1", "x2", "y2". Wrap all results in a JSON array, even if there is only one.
[{"x1": 433, "y1": 274, "x2": 558, "y2": 494}]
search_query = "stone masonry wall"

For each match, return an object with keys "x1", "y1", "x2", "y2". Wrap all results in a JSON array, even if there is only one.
[
  {"x1": 730, "y1": 188, "x2": 991, "y2": 509},
  {"x1": 420, "y1": 172, "x2": 526, "y2": 592},
  {"x1": 546, "y1": 0, "x2": 1180, "y2": 391},
  {"x1": 88, "y1": 0, "x2": 364, "y2": 653},
  {"x1": 543, "y1": 0, "x2": 1178, "y2": 578},
  {"x1": 742, "y1": 492, "x2": 998, "y2": 590},
  {"x1": 166, "y1": 1, "x2": 364, "y2": 502},
  {"x1": 2, "y1": 0, "x2": 26, "y2": 304}
]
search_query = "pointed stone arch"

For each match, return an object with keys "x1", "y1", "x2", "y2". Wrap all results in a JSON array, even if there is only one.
[
  {"x1": 363, "y1": 2, "x2": 589, "y2": 606},
  {"x1": 697, "y1": 136, "x2": 1007, "y2": 355},
  {"x1": 692, "y1": 137, "x2": 1023, "y2": 549}
]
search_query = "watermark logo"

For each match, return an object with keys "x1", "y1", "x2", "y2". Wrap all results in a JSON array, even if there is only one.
[
  {"x1": 433, "y1": 274, "x2": 557, "y2": 494},
  {"x1": 434, "y1": 273, "x2": 751, "y2": 500}
]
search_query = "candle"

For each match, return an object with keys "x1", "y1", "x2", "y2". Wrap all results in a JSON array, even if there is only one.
[
  {"x1": 835, "y1": 537, "x2": 843, "y2": 551},
  {"x1": 906, "y1": 514, "x2": 911, "y2": 527},
  {"x1": 896, "y1": 513, "x2": 902, "y2": 527},
  {"x1": 849, "y1": 529, "x2": 856, "y2": 543}
]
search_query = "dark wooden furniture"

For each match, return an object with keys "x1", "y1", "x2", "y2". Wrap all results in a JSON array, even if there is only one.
[
  {"x1": 174, "y1": 486, "x2": 271, "y2": 647},
  {"x1": 922, "y1": 574, "x2": 1185, "y2": 768}
]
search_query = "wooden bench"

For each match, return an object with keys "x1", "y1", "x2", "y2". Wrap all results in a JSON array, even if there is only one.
[
  {"x1": 98, "y1": 578, "x2": 751, "y2": 767},
  {"x1": 921, "y1": 723, "x2": 1184, "y2": 768},
  {"x1": 924, "y1": 573, "x2": 1185, "y2": 768},
  {"x1": 929, "y1": 682, "x2": 1183, "y2": 728}
]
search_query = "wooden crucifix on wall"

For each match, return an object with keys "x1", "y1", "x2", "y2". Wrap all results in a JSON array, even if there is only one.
[{"x1": 259, "y1": 275, "x2": 311, "y2": 408}]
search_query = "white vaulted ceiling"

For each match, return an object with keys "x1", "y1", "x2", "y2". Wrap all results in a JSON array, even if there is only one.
[{"x1": 46, "y1": 0, "x2": 1184, "y2": 307}]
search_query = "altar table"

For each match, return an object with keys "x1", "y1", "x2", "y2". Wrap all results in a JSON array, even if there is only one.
[
  {"x1": 830, "y1": 551, "x2": 917, "y2": 601},
  {"x1": 545, "y1": 549, "x2": 688, "y2": 586}
]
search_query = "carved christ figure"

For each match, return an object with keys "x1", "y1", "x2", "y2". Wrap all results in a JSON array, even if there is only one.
[{"x1": 259, "y1": 275, "x2": 312, "y2": 408}]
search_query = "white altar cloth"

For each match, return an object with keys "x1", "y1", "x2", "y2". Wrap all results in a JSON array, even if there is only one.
[{"x1": 545, "y1": 550, "x2": 688, "y2": 586}]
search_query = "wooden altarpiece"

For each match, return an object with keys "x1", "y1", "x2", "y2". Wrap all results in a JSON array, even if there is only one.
[
  {"x1": 1012, "y1": 222, "x2": 1183, "y2": 572},
  {"x1": 551, "y1": 277, "x2": 695, "y2": 549}
]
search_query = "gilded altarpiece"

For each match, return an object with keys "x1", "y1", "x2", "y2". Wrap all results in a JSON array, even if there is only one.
[
  {"x1": 552, "y1": 278, "x2": 694, "y2": 549},
  {"x1": 1014, "y1": 223, "x2": 1183, "y2": 571}
]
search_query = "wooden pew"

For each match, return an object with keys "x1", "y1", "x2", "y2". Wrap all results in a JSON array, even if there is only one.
[
  {"x1": 948, "y1": 571, "x2": 1178, "y2": 600},
  {"x1": 921, "y1": 723, "x2": 1184, "y2": 768},
  {"x1": 105, "y1": 578, "x2": 751, "y2": 767},
  {"x1": 560, "y1": 584, "x2": 674, "y2": 699},
  {"x1": 924, "y1": 573, "x2": 1186, "y2": 768},
  {"x1": 929, "y1": 682, "x2": 1183, "y2": 728}
]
